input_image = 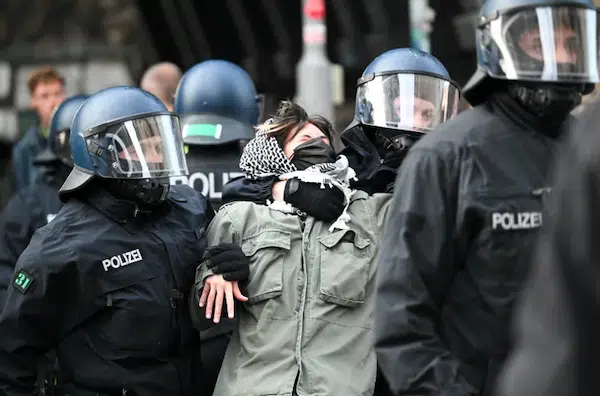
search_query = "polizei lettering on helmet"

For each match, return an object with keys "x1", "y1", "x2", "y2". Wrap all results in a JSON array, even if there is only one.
[
  {"x1": 102, "y1": 249, "x2": 143, "y2": 272},
  {"x1": 491, "y1": 212, "x2": 543, "y2": 231}
]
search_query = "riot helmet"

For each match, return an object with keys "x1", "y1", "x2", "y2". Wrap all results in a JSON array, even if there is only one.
[
  {"x1": 463, "y1": 0, "x2": 599, "y2": 113},
  {"x1": 35, "y1": 94, "x2": 89, "y2": 167},
  {"x1": 174, "y1": 60, "x2": 262, "y2": 148},
  {"x1": 355, "y1": 48, "x2": 460, "y2": 150},
  {"x1": 59, "y1": 86, "x2": 188, "y2": 207}
]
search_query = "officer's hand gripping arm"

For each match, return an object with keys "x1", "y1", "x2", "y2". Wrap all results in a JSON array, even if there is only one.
[{"x1": 375, "y1": 148, "x2": 477, "y2": 395}]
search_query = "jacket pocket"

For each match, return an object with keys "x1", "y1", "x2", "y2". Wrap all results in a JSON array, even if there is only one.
[
  {"x1": 93, "y1": 264, "x2": 171, "y2": 353},
  {"x1": 241, "y1": 229, "x2": 291, "y2": 304},
  {"x1": 318, "y1": 229, "x2": 372, "y2": 307}
]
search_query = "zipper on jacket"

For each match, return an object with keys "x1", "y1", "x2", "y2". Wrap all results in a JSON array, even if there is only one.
[{"x1": 296, "y1": 210, "x2": 307, "y2": 231}]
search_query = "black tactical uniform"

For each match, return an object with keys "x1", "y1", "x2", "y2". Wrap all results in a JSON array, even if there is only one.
[
  {"x1": 0, "y1": 184, "x2": 213, "y2": 395},
  {"x1": 374, "y1": 0, "x2": 599, "y2": 393}
]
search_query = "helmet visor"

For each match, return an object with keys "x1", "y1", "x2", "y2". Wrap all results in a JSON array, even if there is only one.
[
  {"x1": 486, "y1": 6, "x2": 600, "y2": 83},
  {"x1": 51, "y1": 128, "x2": 72, "y2": 166},
  {"x1": 86, "y1": 114, "x2": 188, "y2": 178},
  {"x1": 356, "y1": 73, "x2": 460, "y2": 133}
]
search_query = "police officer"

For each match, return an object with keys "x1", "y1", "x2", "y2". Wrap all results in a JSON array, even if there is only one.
[
  {"x1": 173, "y1": 60, "x2": 262, "y2": 210},
  {"x1": 0, "y1": 86, "x2": 249, "y2": 395},
  {"x1": 0, "y1": 95, "x2": 88, "y2": 304},
  {"x1": 374, "y1": 0, "x2": 599, "y2": 395},
  {"x1": 221, "y1": 48, "x2": 459, "y2": 216}
]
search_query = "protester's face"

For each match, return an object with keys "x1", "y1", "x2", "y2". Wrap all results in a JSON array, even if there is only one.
[
  {"x1": 283, "y1": 123, "x2": 330, "y2": 158},
  {"x1": 518, "y1": 25, "x2": 578, "y2": 64},
  {"x1": 31, "y1": 80, "x2": 65, "y2": 127},
  {"x1": 393, "y1": 96, "x2": 436, "y2": 130},
  {"x1": 118, "y1": 135, "x2": 165, "y2": 164}
]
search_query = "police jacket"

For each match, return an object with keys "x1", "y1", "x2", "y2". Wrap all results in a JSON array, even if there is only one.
[
  {"x1": 220, "y1": 124, "x2": 399, "y2": 205},
  {"x1": 374, "y1": 92, "x2": 560, "y2": 396},
  {"x1": 191, "y1": 192, "x2": 391, "y2": 396},
  {"x1": 0, "y1": 183, "x2": 214, "y2": 396},
  {"x1": 172, "y1": 144, "x2": 245, "y2": 210},
  {"x1": 0, "y1": 165, "x2": 66, "y2": 304},
  {"x1": 497, "y1": 102, "x2": 600, "y2": 396}
]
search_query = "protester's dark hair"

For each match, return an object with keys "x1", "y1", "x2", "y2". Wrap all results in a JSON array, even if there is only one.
[
  {"x1": 27, "y1": 66, "x2": 65, "y2": 95},
  {"x1": 257, "y1": 100, "x2": 334, "y2": 148}
]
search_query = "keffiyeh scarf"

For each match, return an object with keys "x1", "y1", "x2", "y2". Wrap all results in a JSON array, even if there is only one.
[{"x1": 239, "y1": 127, "x2": 356, "y2": 231}]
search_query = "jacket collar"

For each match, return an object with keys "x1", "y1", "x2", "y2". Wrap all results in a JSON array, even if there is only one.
[{"x1": 82, "y1": 183, "x2": 144, "y2": 224}]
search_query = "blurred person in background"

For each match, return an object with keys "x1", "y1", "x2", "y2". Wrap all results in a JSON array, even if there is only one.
[
  {"x1": 190, "y1": 100, "x2": 392, "y2": 396},
  {"x1": 0, "y1": 94, "x2": 88, "y2": 396},
  {"x1": 12, "y1": 66, "x2": 65, "y2": 191},
  {"x1": 373, "y1": 0, "x2": 599, "y2": 394},
  {"x1": 173, "y1": 59, "x2": 262, "y2": 396},
  {"x1": 140, "y1": 61, "x2": 182, "y2": 112}
]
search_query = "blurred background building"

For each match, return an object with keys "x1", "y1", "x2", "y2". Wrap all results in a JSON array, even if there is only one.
[{"x1": 0, "y1": 0, "x2": 491, "y2": 139}]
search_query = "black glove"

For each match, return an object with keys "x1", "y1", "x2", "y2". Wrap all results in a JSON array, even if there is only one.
[
  {"x1": 284, "y1": 178, "x2": 345, "y2": 222},
  {"x1": 202, "y1": 243, "x2": 250, "y2": 282}
]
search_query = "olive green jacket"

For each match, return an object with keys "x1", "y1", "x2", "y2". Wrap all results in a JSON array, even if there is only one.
[{"x1": 191, "y1": 191, "x2": 392, "y2": 396}]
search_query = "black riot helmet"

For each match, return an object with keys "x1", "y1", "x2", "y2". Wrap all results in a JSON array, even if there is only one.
[
  {"x1": 463, "y1": 0, "x2": 600, "y2": 117},
  {"x1": 354, "y1": 48, "x2": 460, "y2": 152}
]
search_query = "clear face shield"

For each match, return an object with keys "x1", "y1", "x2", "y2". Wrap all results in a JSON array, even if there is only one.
[
  {"x1": 484, "y1": 6, "x2": 600, "y2": 83},
  {"x1": 84, "y1": 113, "x2": 189, "y2": 179},
  {"x1": 51, "y1": 129, "x2": 72, "y2": 166},
  {"x1": 356, "y1": 73, "x2": 460, "y2": 133}
]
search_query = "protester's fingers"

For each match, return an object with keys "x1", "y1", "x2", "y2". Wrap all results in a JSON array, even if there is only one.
[
  {"x1": 225, "y1": 282, "x2": 235, "y2": 319},
  {"x1": 232, "y1": 281, "x2": 249, "y2": 302},
  {"x1": 213, "y1": 286, "x2": 224, "y2": 324},
  {"x1": 199, "y1": 283, "x2": 210, "y2": 308},
  {"x1": 205, "y1": 283, "x2": 217, "y2": 319}
]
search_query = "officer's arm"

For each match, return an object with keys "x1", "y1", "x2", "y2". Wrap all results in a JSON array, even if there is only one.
[
  {"x1": 375, "y1": 147, "x2": 477, "y2": 395},
  {"x1": 0, "y1": 229, "x2": 77, "y2": 395},
  {"x1": 222, "y1": 176, "x2": 276, "y2": 206},
  {"x1": 190, "y1": 206, "x2": 240, "y2": 331},
  {"x1": 496, "y1": 133, "x2": 589, "y2": 396},
  {"x1": 0, "y1": 190, "x2": 37, "y2": 303}
]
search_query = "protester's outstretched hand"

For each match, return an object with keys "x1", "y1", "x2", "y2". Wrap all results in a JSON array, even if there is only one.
[{"x1": 200, "y1": 275, "x2": 247, "y2": 323}]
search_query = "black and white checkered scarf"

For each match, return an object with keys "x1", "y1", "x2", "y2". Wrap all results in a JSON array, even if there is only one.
[
  {"x1": 239, "y1": 123, "x2": 298, "y2": 179},
  {"x1": 239, "y1": 124, "x2": 357, "y2": 231}
]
